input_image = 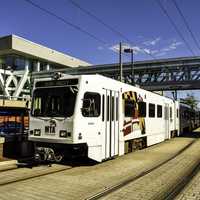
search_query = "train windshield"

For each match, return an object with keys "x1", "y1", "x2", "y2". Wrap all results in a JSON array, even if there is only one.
[{"x1": 31, "y1": 86, "x2": 78, "y2": 117}]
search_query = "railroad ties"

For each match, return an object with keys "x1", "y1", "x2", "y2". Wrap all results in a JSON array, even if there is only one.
[{"x1": 0, "y1": 136, "x2": 199, "y2": 199}]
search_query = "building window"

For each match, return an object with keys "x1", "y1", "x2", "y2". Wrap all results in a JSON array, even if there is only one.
[
  {"x1": 14, "y1": 57, "x2": 25, "y2": 70},
  {"x1": 40, "y1": 62, "x2": 47, "y2": 71},
  {"x1": 138, "y1": 102, "x2": 146, "y2": 117},
  {"x1": 5, "y1": 55, "x2": 14, "y2": 67},
  {"x1": 149, "y1": 103, "x2": 155, "y2": 118},
  {"x1": 125, "y1": 99, "x2": 135, "y2": 117},
  {"x1": 82, "y1": 92, "x2": 101, "y2": 117},
  {"x1": 157, "y1": 105, "x2": 162, "y2": 118}
]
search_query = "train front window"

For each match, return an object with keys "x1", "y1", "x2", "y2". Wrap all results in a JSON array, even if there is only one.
[{"x1": 32, "y1": 86, "x2": 78, "y2": 117}]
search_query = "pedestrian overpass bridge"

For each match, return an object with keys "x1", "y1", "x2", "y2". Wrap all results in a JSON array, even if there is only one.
[
  {"x1": 1, "y1": 56, "x2": 200, "y2": 102},
  {"x1": 33, "y1": 56, "x2": 200, "y2": 92}
]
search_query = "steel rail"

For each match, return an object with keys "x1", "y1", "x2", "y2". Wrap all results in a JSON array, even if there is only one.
[
  {"x1": 86, "y1": 139, "x2": 197, "y2": 200},
  {"x1": 0, "y1": 165, "x2": 72, "y2": 186}
]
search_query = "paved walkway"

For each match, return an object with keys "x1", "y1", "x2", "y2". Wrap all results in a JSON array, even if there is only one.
[{"x1": 0, "y1": 137, "x2": 196, "y2": 200}]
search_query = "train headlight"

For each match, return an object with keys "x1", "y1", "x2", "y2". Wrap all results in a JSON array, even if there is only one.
[
  {"x1": 34, "y1": 129, "x2": 41, "y2": 136},
  {"x1": 59, "y1": 130, "x2": 67, "y2": 138}
]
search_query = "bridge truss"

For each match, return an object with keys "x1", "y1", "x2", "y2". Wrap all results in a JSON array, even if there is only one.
[
  {"x1": 0, "y1": 68, "x2": 30, "y2": 100},
  {"x1": 33, "y1": 56, "x2": 200, "y2": 91},
  {"x1": 1, "y1": 56, "x2": 200, "y2": 102}
]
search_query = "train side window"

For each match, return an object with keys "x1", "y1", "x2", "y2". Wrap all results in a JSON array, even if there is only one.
[
  {"x1": 177, "y1": 109, "x2": 179, "y2": 118},
  {"x1": 82, "y1": 92, "x2": 101, "y2": 117},
  {"x1": 112, "y1": 96, "x2": 114, "y2": 121},
  {"x1": 170, "y1": 107, "x2": 172, "y2": 119},
  {"x1": 149, "y1": 103, "x2": 155, "y2": 118},
  {"x1": 116, "y1": 97, "x2": 119, "y2": 121},
  {"x1": 107, "y1": 95, "x2": 109, "y2": 121},
  {"x1": 102, "y1": 95, "x2": 105, "y2": 121},
  {"x1": 157, "y1": 105, "x2": 162, "y2": 118},
  {"x1": 125, "y1": 99, "x2": 135, "y2": 117},
  {"x1": 138, "y1": 102, "x2": 146, "y2": 117}
]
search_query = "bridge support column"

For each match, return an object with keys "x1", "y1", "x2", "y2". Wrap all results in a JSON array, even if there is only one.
[
  {"x1": 36, "y1": 61, "x2": 40, "y2": 72},
  {"x1": 46, "y1": 64, "x2": 50, "y2": 71}
]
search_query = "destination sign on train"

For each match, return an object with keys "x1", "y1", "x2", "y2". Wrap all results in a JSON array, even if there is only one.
[{"x1": 35, "y1": 79, "x2": 79, "y2": 87}]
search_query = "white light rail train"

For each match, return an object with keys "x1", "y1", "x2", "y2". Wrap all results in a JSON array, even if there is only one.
[{"x1": 29, "y1": 73, "x2": 180, "y2": 162}]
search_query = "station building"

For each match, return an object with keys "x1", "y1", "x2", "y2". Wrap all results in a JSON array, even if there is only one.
[
  {"x1": 0, "y1": 35, "x2": 90, "y2": 101},
  {"x1": 0, "y1": 34, "x2": 90, "y2": 72}
]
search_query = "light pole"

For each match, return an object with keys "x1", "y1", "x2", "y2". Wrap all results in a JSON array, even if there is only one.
[
  {"x1": 119, "y1": 42, "x2": 123, "y2": 82},
  {"x1": 124, "y1": 48, "x2": 134, "y2": 85}
]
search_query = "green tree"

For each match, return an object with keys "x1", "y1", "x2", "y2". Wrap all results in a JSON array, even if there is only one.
[{"x1": 183, "y1": 94, "x2": 198, "y2": 109}]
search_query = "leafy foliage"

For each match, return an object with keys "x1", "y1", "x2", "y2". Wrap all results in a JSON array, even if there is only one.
[{"x1": 183, "y1": 94, "x2": 198, "y2": 109}]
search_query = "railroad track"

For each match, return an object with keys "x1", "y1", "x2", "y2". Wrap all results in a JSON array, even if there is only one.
[
  {"x1": 0, "y1": 163, "x2": 72, "y2": 186},
  {"x1": 86, "y1": 139, "x2": 199, "y2": 200},
  {"x1": 164, "y1": 161, "x2": 200, "y2": 200},
  {"x1": 0, "y1": 138, "x2": 198, "y2": 200},
  {"x1": 0, "y1": 157, "x2": 96, "y2": 186}
]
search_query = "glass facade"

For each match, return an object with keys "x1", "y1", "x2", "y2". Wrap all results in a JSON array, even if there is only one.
[{"x1": 0, "y1": 54, "x2": 66, "y2": 72}]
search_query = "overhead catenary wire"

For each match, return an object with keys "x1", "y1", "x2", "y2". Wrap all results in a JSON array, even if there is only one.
[
  {"x1": 67, "y1": 0, "x2": 156, "y2": 59},
  {"x1": 23, "y1": 0, "x2": 132, "y2": 59},
  {"x1": 156, "y1": 0, "x2": 196, "y2": 56},
  {"x1": 23, "y1": 0, "x2": 108, "y2": 45},
  {"x1": 172, "y1": 0, "x2": 200, "y2": 52}
]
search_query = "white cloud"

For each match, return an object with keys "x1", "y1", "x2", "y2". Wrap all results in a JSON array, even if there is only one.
[
  {"x1": 109, "y1": 44, "x2": 120, "y2": 53},
  {"x1": 160, "y1": 40, "x2": 183, "y2": 53},
  {"x1": 109, "y1": 39, "x2": 183, "y2": 58},
  {"x1": 109, "y1": 43, "x2": 141, "y2": 55},
  {"x1": 143, "y1": 37, "x2": 161, "y2": 46},
  {"x1": 155, "y1": 52, "x2": 167, "y2": 57},
  {"x1": 97, "y1": 46, "x2": 104, "y2": 50},
  {"x1": 151, "y1": 49, "x2": 159, "y2": 54},
  {"x1": 169, "y1": 41, "x2": 183, "y2": 49},
  {"x1": 143, "y1": 48, "x2": 151, "y2": 54}
]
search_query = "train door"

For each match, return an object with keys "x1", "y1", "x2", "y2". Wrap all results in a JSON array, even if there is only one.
[
  {"x1": 164, "y1": 104, "x2": 170, "y2": 139},
  {"x1": 103, "y1": 89, "x2": 119, "y2": 159}
]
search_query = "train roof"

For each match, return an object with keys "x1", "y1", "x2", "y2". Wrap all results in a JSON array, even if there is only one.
[{"x1": 34, "y1": 73, "x2": 177, "y2": 102}]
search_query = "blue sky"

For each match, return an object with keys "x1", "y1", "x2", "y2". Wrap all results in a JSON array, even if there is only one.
[
  {"x1": 1, "y1": 0, "x2": 200, "y2": 64},
  {"x1": 0, "y1": 0, "x2": 200, "y2": 103}
]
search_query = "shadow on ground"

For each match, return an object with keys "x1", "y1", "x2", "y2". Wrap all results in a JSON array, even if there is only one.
[
  {"x1": 17, "y1": 156, "x2": 98, "y2": 168},
  {"x1": 179, "y1": 131, "x2": 200, "y2": 138}
]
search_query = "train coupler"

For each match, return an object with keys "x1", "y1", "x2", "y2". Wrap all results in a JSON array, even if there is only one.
[{"x1": 34, "y1": 147, "x2": 63, "y2": 163}]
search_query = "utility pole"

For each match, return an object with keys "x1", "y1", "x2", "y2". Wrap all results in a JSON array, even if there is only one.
[
  {"x1": 131, "y1": 50, "x2": 134, "y2": 85},
  {"x1": 124, "y1": 48, "x2": 134, "y2": 85},
  {"x1": 119, "y1": 42, "x2": 123, "y2": 82}
]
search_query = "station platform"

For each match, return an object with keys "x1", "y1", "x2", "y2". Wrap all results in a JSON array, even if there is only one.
[
  {"x1": 0, "y1": 137, "x2": 4, "y2": 158},
  {"x1": 193, "y1": 127, "x2": 200, "y2": 132},
  {"x1": 0, "y1": 137, "x2": 197, "y2": 200},
  {"x1": 0, "y1": 160, "x2": 17, "y2": 171}
]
